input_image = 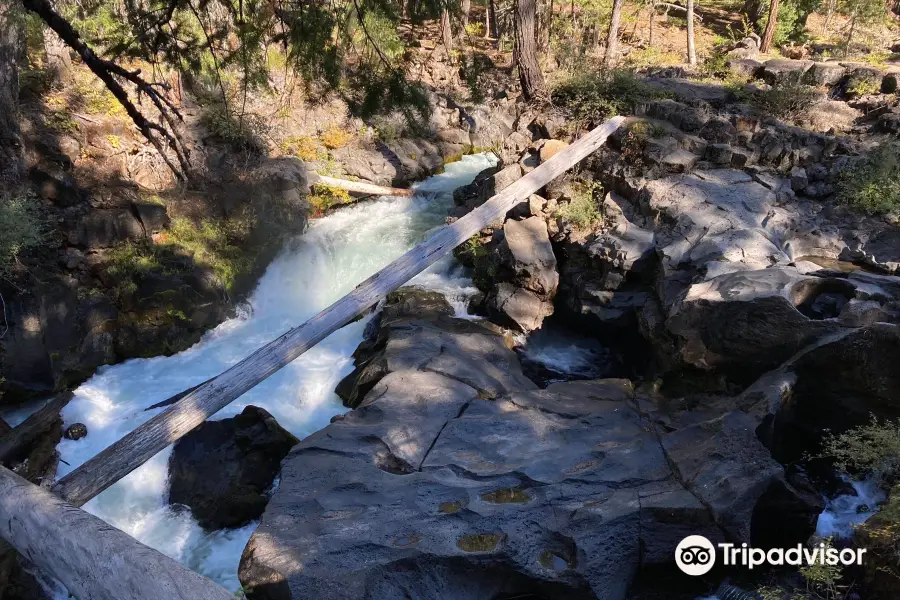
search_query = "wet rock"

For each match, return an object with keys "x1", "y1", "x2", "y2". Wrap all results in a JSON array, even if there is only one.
[
  {"x1": 64, "y1": 423, "x2": 88, "y2": 440},
  {"x1": 167, "y1": 405, "x2": 300, "y2": 530}
]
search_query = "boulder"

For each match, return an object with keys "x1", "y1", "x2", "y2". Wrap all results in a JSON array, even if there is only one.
[
  {"x1": 727, "y1": 58, "x2": 763, "y2": 79},
  {"x1": 760, "y1": 59, "x2": 814, "y2": 85},
  {"x1": 488, "y1": 283, "x2": 555, "y2": 332},
  {"x1": 336, "y1": 289, "x2": 535, "y2": 407},
  {"x1": 167, "y1": 405, "x2": 299, "y2": 530},
  {"x1": 132, "y1": 202, "x2": 169, "y2": 234},
  {"x1": 72, "y1": 209, "x2": 144, "y2": 248},
  {"x1": 539, "y1": 139, "x2": 569, "y2": 163},
  {"x1": 804, "y1": 62, "x2": 846, "y2": 87},
  {"x1": 453, "y1": 164, "x2": 522, "y2": 211},
  {"x1": 240, "y1": 379, "x2": 732, "y2": 600},
  {"x1": 498, "y1": 217, "x2": 558, "y2": 298}
]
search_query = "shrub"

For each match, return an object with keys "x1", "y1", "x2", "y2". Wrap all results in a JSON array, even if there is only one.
[
  {"x1": 307, "y1": 184, "x2": 352, "y2": 215},
  {"x1": 464, "y1": 22, "x2": 485, "y2": 37},
  {"x1": 320, "y1": 126, "x2": 352, "y2": 150},
  {"x1": 166, "y1": 217, "x2": 252, "y2": 291},
  {"x1": 750, "y1": 79, "x2": 821, "y2": 121},
  {"x1": 551, "y1": 70, "x2": 671, "y2": 125},
  {"x1": 700, "y1": 48, "x2": 731, "y2": 80},
  {"x1": 820, "y1": 415, "x2": 900, "y2": 484},
  {"x1": 200, "y1": 105, "x2": 269, "y2": 153},
  {"x1": 837, "y1": 143, "x2": 900, "y2": 216},
  {"x1": 846, "y1": 75, "x2": 881, "y2": 97},
  {"x1": 556, "y1": 181, "x2": 602, "y2": 230},
  {"x1": 280, "y1": 136, "x2": 323, "y2": 161},
  {"x1": 0, "y1": 194, "x2": 44, "y2": 276}
]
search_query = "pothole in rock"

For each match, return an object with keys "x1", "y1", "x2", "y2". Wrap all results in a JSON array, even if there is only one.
[
  {"x1": 515, "y1": 314, "x2": 617, "y2": 387},
  {"x1": 790, "y1": 277, "x2": 856, "y2": 320}
]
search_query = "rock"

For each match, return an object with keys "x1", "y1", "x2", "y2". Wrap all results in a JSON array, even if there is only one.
[
  {"x1": 660, "y1": 149, "x2": 699, "y2": 173},
  {"x1": 725, "y1": 36, "x2": 760, "y2": 60},
  {"x1": 240, "y1": 379, "x2": 732, "y2": 600},
  {"x1": 844, "y1": 66, "x2": 882, "y2": 98},
  {"x1": 64, "y1": 423, "x2": 88, "y2": 440},
  {"x1": 72, "y1": 209, "x2": 144, "y2": 248},
  {"x1": 453, "y1": 164, "x2": 523, "y2": 211},
  {"x1": 488, "y1": 283, "x2": 554, "y2": 332},
  {"x1": 336, "y1": 290, "x2": 535, "y2": 407},
  {"x1": 131, "y1": 202, "x2": 169, "y2": 234},
  {"x1": 498, "y1": 217, "x2": 558, "y2": 298},
  {"x1": 760, "y1": 59, "x2": 813, "y2": 85},
  {"x1": 706, "y1": 143, "x2": 733, "y2": 165},
  {"x1": 698, "y1": 117, "x2": 737, "y2": 144},
  {"x1": 539, "y1": 139, "x2": 569, "y2": 163},
  {"x1": 167, "y1": 405, "x2": 299, "y2": 530},
  {"x1": 528, "y1": 194, "x2": 545, "y2": 217},
  {"x1": 647, "y1": 99, "x2": 710, "y2": 132},
  {"x1": 727, "y1": 59, "x2": 763, "y2": 79},
  {"x1": 790, "y1": 166, "x2": 808, "y2": 191},
  {"x1": 804, "y1": 62, "x2": 846, "y2": 87}
]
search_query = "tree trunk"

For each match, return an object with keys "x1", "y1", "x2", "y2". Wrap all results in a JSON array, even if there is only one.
[
  {"x1": 548, "y1": 0, "x2": 554, "y2": 45},
  {"x1": 686, "y1": 0, "x2": 697, "y2": 65},
  {"x1": 441, "y1": 7, "x2": 453, "y2": 54},
  {"x1": 461, "y1": 0, "x2": 471, "y2": 29},
  {"x1": 603, "y1": 0, "x2": 625, "y2": 66},
  {"x1": 43, "y1": 27, "x2": 72, "y2": 81},
  {"x1": 485, "y1": 0, "x2": 493, "y2": 37},
  {"x1": 0, "y1": 2, "x2": 23, "y2": 188},
  {"x1": 514, "y1": 0, "x2": 546, "y2": 100},
  {"x1": 760, "y1": 0, "x2": 780, "y2": 53},
  {"x1": 649, "y1": 2, "x2": 656, "y2": 46}
]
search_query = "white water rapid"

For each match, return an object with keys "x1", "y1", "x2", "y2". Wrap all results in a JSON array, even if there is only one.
[{"x1": 45, "y1": 153, "x2": 496, "y2": 595}]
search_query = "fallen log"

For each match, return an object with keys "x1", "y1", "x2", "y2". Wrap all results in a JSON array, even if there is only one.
[
  {"x1": 0, "y1": 466, "x2": 233, "y2": 600},
  {"x1": 313, "y1": 174, "x2": 414, "y2": 197},
  {"x1": 52, "y1": 117, "x2": 625, "y2": 507},
  {"x1": 0, "y1": 392, "x2": 72, "y2": 463}
]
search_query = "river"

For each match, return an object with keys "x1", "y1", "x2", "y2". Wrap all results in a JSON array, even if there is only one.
[{"x1": 46, "y1": 154, "x2": 495, "y2": 595}]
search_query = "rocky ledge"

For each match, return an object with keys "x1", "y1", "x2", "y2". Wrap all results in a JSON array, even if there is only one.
[{"x1": 237, "y1": 288, "x2": 822, "y2": 600}]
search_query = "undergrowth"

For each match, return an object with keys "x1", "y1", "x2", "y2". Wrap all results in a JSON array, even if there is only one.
[
  {"x1": 556, "y1": 181, "x2": 603, "y2": 230},
  {"x1": 551, "y1": 70, "x2": 671, "y2": 125},
  {"x1": 837, "y1": 142, "x2": 900, "y2": 216},
  {"x1": 750, "y1": 79, "x2": 821, "y2": 122},
  {"x1": 0, "y1": 192, "x2": 44, "y2": 277},
  {"x1": 308, "y1": 184, "x2": 352, "y2": 215}
]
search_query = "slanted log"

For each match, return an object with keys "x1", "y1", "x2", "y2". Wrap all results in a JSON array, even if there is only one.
[
  {"x1": 52, "y1": 117, "x2": 626, "y2": 508},
  {"x1": 314, "y1": 175, "x2": 414, "y2": 198},
  {"x1": 0, "y1": 392, "x2": 72, "y2": 463},
  {"x1": 0, "y1": 466, "x2": 234, "y2": 600}
]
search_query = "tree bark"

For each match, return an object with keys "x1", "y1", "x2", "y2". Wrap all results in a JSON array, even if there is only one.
[
  {"x1": 514, "y1": 0, "x2": 546, "y2": 101},
  {"x1": 461, "y1": 0, "x2": 471, "y2": 30},
  {"x1": 686, "y1": 0, "x2": 697, "y2": 65},
  {"x1": 0, "y1": 2, "x2": 23, "y2": 188},
  {"x1": 760, "y1": 0, "x2": 779, "y2": 53},
  {"x1": 441, "y1": 7, "x2": 453, "y2": 54},
  {"x1": 604, "y1": 0, "x2": 625, "y2": 66},
  {"x1": 649, "y1": 1, "x2": 656, "y2": 46},
  {"x1": 43, "y1": 26, "x2": 72, "y2": 81}
]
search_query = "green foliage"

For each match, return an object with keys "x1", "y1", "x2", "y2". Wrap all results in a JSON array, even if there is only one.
[
  {"x1": 552, "y1": 70, "x2": 671, "y2": 125},
  {"x1": 200, "y1": 105, "x2": 269, "y2": 153},
  {"x1": 107, "y1": 217, "x2": 253, "y2": 295},
  {"x1": 820, "y1": 414, "x2": 900, "y2": 482},
  {"x1": 754, "y1": 0, "x2": 820, "y2": 46},
  {"x1": 750, "y1": 79, "x2": 820, "y2": 121},
  {"x1": 701, "y1": 47, "x2": 731, "y2": 80},
  {"x1": 465, "y1": 22, "x2": 485, "y2": 36},
  {"x1": 846, "y1": 75, "x2": 881, "y2": 97},
  {"x1": 556, "y1": 181, "x2": 603, "y2": 230},
  {"x1": 308, "y1": 184, "x2": 352, "y2": 215},
  {"x1": 837, "y1": 142, "x2": 900, "y2": 216},
  {"x1": 799, "y1": 539, "x2": 844, "y2": 599},
  {"x1": 0, "y1": 194, "x2": 44, "y2": 276}
]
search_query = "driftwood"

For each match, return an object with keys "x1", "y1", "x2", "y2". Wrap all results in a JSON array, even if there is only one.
[
  {"x1": 314, "y1": 175, "x2": 414, "y2": 198},
  {"x1": 0, "y1": 392, "x2": 73, "y2": 463},
  {"x1": 51, "y1": 117, "x2": 626, "y2": 508},
  {"x1": 0, "y1": 466, "x2": 233, "y2": 600}
]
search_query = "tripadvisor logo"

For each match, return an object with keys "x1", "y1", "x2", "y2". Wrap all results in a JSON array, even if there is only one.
[{"x1": 675, "y1": 535, "x2": 867, "y2": 576}]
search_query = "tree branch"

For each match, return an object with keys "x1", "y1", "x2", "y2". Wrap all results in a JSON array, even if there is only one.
[{"x1": 20, "y1": 0, "x2": 192, "y2": 179}]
